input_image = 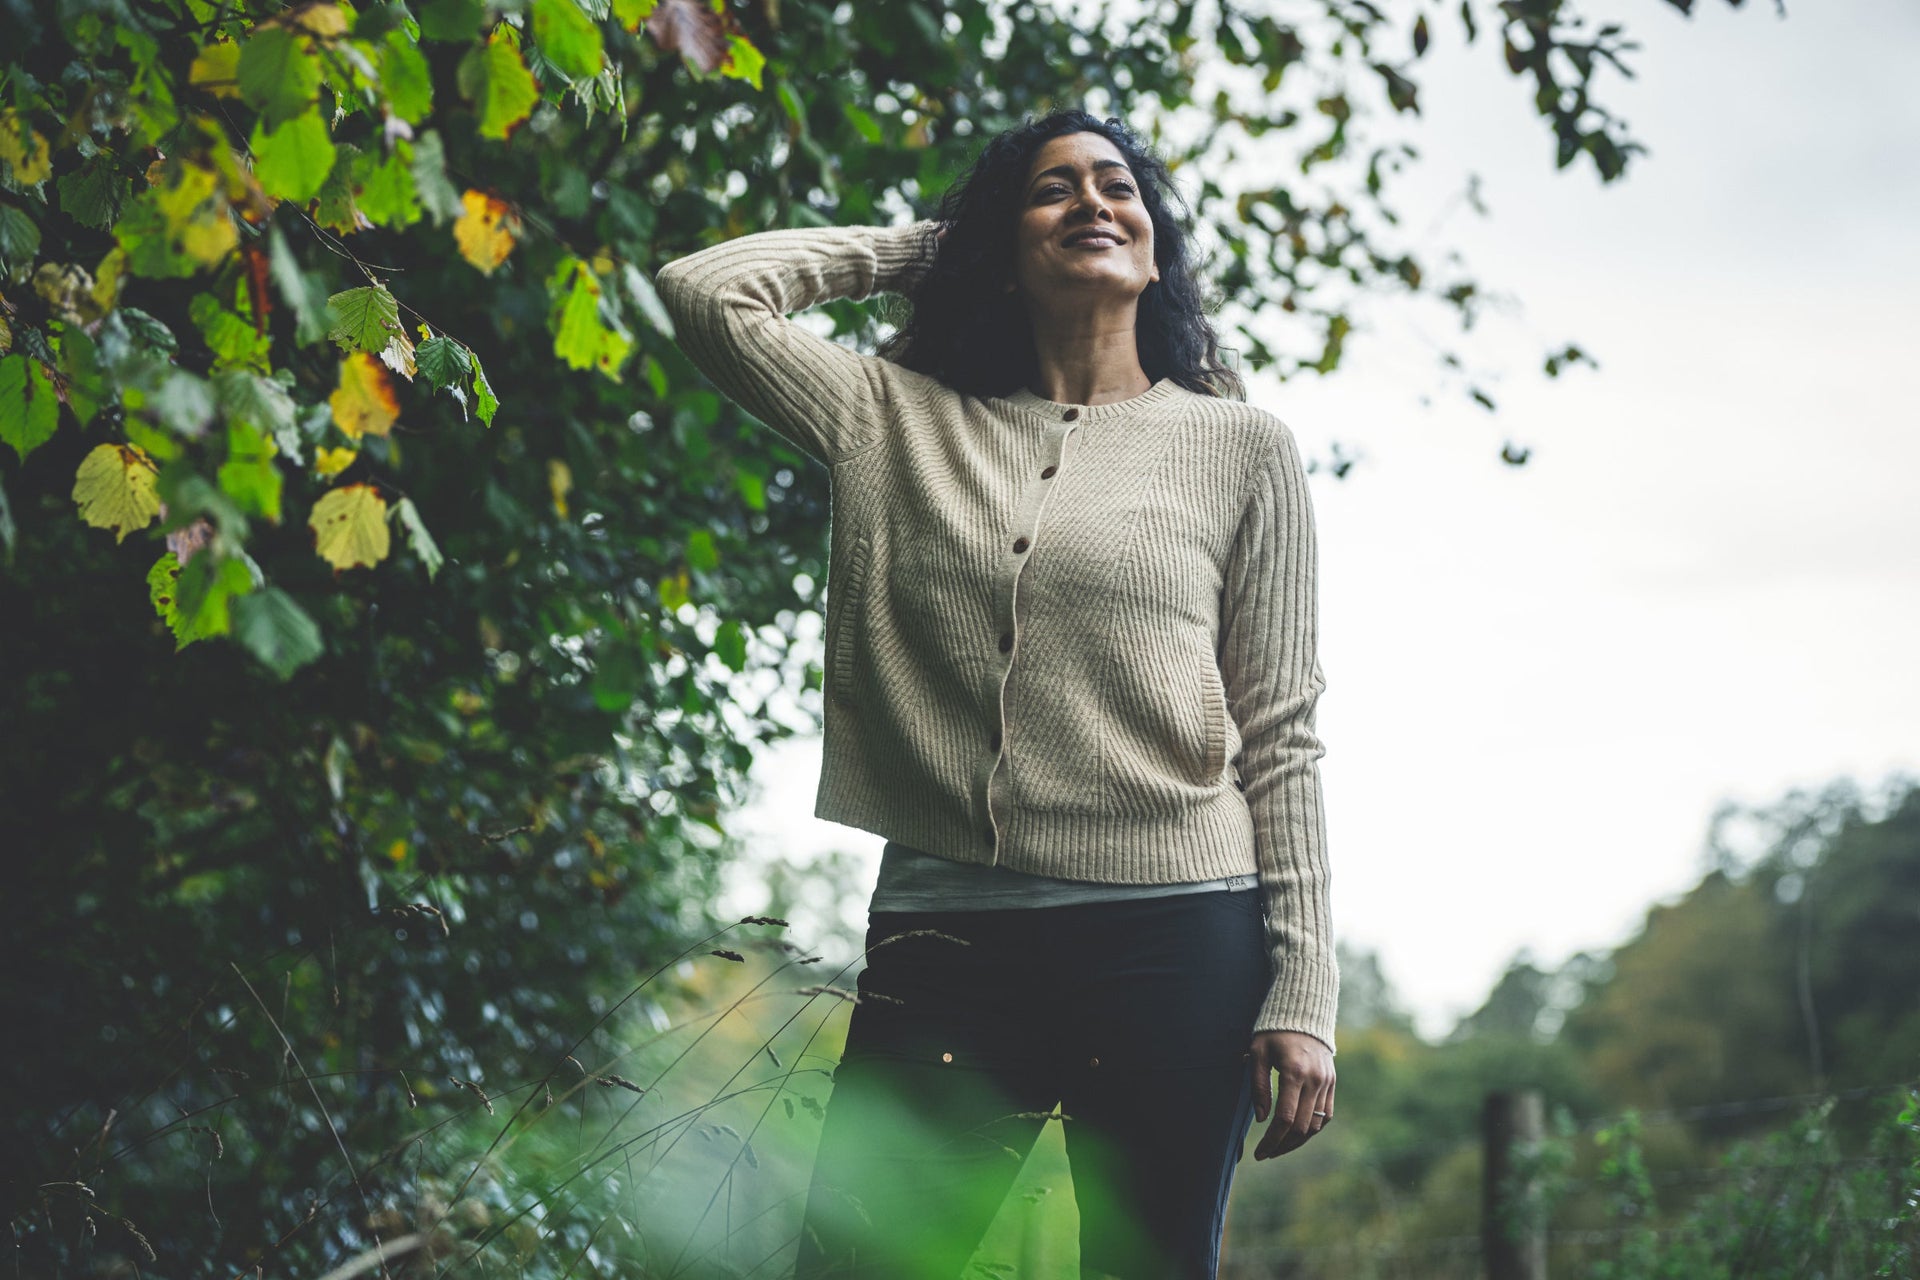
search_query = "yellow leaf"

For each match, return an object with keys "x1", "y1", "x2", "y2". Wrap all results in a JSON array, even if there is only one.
[
  {"x1": 72, "y1": 444, "x2": 161, "y2": 543},
  {"x1": 92, "y1": 246, "x2": 126, "y2": 315},
  {"x1": 189, "y1": 40, "x2": 243, "y2": 98},
  {"x1": 548, "y1": 458, "x2": 572, "y2": 519},
  {"x1": 386, "y1": 838, "x2": 408, "y2": 863},
  {"x1": 288, "y1": 2, "x2": 352, "y2": 37},
  {"x1": 153, "y1": 160, "x2": 240, "y2": 266},
  {"x1": 0, "y1": 111, "x2": 52, "y2": 186},
  {"x1": 314, "y1": 446, "x2": 359, "y2": 476},
  {"x1": 453, "y1": 190, "x2": 519, "y2": 274},
  {"x1": 309, "y1": 482, "x2": 391, "y2": 570},
  {"x1": 329, "y1": 351, "x2": 399, "y2": 439}
]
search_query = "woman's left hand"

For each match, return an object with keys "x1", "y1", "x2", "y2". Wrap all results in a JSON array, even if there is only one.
[{"x1": 1246, "y1": 1029, "x2": 1335, "y2": 1160}]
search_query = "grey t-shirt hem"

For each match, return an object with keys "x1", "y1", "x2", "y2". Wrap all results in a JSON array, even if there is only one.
[{"x1": 869, "y1": 839, "x2": 1258, "y2": 913}]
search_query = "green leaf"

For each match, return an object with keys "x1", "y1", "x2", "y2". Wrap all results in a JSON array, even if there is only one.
[
  {"x1": 611, "y1": 0, "x2": 658, "y2": 30},
  {"x1": 149, "y1": 370, "x2": 218, "y2": 437},
  {"x1": 721, "y1": 34, "x2": 765, "y2": 90},
  {"x1": 0, "y1": 354, "x2": 60, "y2": 461},
  {"x1": 217, "y1": 418, "x2": 283, "y2": 522},
  {"x1": 418, "y1": 0, "x2": 486, "y2": 41},
  {"x1": 532, "y1": 0, "x2": 605, "y2": 81},
  {"x1": 713, "y1": 618, "x2": 746, "y2": 672},
  {"x1": 469, "y1": 347, "x2": 498, "y2": 425},
  {"x1": 214, "y1": 368, "x2": 302, "y2": 463},
  {"x1": 416, "y1": 335, "x2": 473, "y2": 388},
  {"x1": 232, "y1": 587, "x2": 324, "y2": 678},
  {"x1": 326, "y1": 285, "x2": 402, "y2": 354},
  {"x1": 252, "y1": 109, "x2": 337, "y2": 203},
  {"x1": 732, "y1": 466, "x2": 765, "y2": 512},
  {"x1": 238, "y1": 27, "x2": 322, "y2": 130},
  {"x1": 409, "y1": 130, "x2": 464, "y2": 225},
  {"x1": 380, "y1": 30, "x2": 434, "y2": 122},
  {"x1": 56, "y1": 327, "x2": 106, "y2": 428},
  {"x1": 458, "y1": 29, "x2": 540, "y2": 142},
  {"x1": 55, "y1": 156, "x2": 132, "y2": 231},
  {"x1": 686, "y1": 528, "x2": 718, "y2": 571},
  {"x1": 148, "y1": 552, "x2": 229, "y2": 649},
  {"x1": 0, "y1": 204, "x2": 41, "y2": 272},
  {"x1": 356, "y1": 144, "x2": 422, "y2": 228},
  {"x1": 548, "y1": 257, "x2": 632, "y2": 381},
  {"x1": 267, "y1": 223, "x2": 331, "y2": 346},
  {"x1": 390, "y1": 496, "x2": 444, "y2": 579},
  {"x1": 174, "y1": 556, "x2": 253, "y2": 644},
  {"x1": 0, "y1": 476, "x2": 14, "y2": 564},
  {"x1": 189, "y1": 290, "x2": 270, "y2": 371}
]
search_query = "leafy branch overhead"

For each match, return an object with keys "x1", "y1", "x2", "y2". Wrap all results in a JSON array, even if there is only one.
[{"x1": 0, "y1": 0, "x2": 760, "y2": 679}]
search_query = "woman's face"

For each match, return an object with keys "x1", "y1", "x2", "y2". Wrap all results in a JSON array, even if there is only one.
[{"x1": 1010, "y1": 131, "x2": 1159, "y2": 303}]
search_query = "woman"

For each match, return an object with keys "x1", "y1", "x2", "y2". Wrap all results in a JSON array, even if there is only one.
[{"x1": 654, "y1": 108, "x2": 1337, "y2": 1279}]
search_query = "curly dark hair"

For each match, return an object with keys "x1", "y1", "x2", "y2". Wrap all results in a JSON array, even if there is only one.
[{"x1": 877, "y1": 108, "x2": 1246, "y2": 402}]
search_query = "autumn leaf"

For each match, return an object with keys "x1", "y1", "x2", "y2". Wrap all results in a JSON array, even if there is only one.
[
  {"x1": 641, "y1": 0, "x2": 727, "y2": 71},
  {"x1": 188, "y1": 40, "x2": 244, "y2": 98},
  {"x1": 314, "y1": 446, "x2": 358, "y2": 477},
  {"x1": 453, "y1": 190, "x2": 519, "y2": 274},
  {"x1": 72, "y1": 444, "x2": 161, "y2": 542},
  {"x1": 309, "y1": 483, "x2": 391, "y2": 570},
  {"x1": 329, "y1": 351, "x2": 399, "y2": 439},
  {"x1": 0, "y1": 111, "x2": 53, "y2": 186}
]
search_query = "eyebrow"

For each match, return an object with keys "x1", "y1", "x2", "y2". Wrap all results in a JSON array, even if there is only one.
[{"x1": 1028, "y1": 159, "x2": 1134, "y2": 190}]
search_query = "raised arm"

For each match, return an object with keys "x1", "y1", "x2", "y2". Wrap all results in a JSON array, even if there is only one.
[
  {"x1": 652, "y1": 219, "x2": 942, "y2": 467},
  {"x1": 1218, "y1": 422, "x2": 1339, "y2": 1053}
]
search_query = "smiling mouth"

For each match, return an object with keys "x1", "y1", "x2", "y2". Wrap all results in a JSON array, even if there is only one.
[{"x1": 1063, "y1": 232, "x2": 1124, "y2": 248}]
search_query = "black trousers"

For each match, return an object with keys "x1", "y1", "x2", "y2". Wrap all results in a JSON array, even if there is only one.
[{"x1": 792, "y1": 887, "x2": 1270, "y2": 1279}]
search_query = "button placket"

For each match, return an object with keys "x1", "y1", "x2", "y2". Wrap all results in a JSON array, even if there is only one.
[{"x1": 976, "y1": 421, "x2": 1079, "y2": 862}]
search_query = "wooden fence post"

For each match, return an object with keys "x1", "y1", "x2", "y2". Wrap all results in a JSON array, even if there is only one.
[{"x1": 1482, "y1": 1089, "x2": 1548, "y2": 1280}]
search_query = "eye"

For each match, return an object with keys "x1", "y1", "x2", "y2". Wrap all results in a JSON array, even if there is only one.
[{"x1": 1036, "y1": 181, "x2": 1138, "y2": 199}]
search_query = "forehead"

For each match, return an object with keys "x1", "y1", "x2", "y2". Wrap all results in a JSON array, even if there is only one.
[{"x1": 1025, "y1": 132, "x2": 1132, "y2": 182}]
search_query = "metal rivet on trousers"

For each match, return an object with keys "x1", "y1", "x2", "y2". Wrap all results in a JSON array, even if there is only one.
[
  {"x1": 942, "y1": 1052, "x2": 953, "y2": 1063},
  {"x1": 1088, "y1": 1056, "x2": 1100, "y2": 1068}
]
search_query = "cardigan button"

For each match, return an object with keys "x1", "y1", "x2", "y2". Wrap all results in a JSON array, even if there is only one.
[
  {"x1": 1040, "y1": 465, "x2": 1057, "y2": 479},
  {"x1": 1062, "y1": 408, "x2": 1079, "y2": 421},
  {"x1": 1012, "y1": 536, "x2": 1029, "y2": 554},
  {"x1": 998, "y1": 633, "x2": 1013, "y2": 653}
]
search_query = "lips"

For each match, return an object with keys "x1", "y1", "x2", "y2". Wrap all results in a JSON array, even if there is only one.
[{"x1": 1063, "y1": 229, "x2": 1124, "y2": 247}]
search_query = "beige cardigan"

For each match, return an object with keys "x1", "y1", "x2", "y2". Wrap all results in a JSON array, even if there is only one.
[{"x1": 655, "y1": 219, "x2": 1338, "y2": 1051}]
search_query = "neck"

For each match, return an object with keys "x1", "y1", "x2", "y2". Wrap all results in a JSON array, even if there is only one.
[{"x1": 1023, "y1": 295, "x2": 1153, "y2": 405}]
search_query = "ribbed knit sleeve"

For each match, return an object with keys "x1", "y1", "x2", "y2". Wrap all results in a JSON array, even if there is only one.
[
  {"x1": 1220, "y1": 424, "x2": 1339, "y2": 1052},
  {"x1": 652, "y1": 219, "x2": 942, "y2": 467}
]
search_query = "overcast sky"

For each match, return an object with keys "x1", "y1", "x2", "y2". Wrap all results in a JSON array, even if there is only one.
[{"x1": 720, "y1": 0, "x2": 1919, "y2": 1040}]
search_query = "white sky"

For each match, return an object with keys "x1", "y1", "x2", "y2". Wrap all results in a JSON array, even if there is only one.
[{"x1": 720, "y1": 0, "x2": 1920, "y2": 1040}]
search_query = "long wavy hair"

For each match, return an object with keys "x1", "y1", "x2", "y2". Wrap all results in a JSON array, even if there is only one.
[{"x1": 877, "y1": 108, "x2": 1245, "y2": 402}]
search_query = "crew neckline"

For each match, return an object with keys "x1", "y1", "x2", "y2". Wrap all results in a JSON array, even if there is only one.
[{"x1": 1001, "y1": 376, "x2": 1186, "y2": 424}]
